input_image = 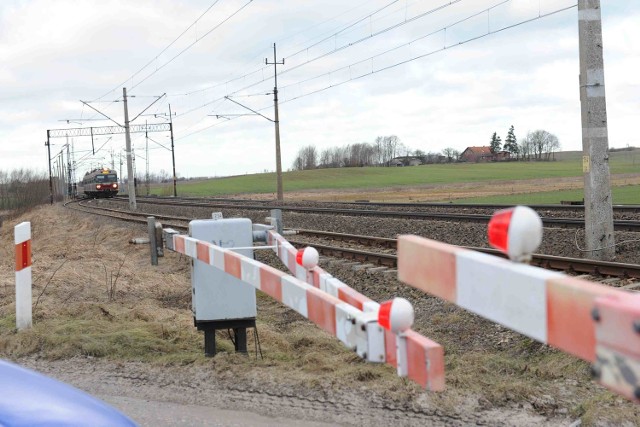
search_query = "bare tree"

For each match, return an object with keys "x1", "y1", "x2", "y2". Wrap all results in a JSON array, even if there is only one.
[
  {"x1": 0, "y1": 169, "x2": 49, "y2": 214},
  {"x1": 302, "y1": 145, "x2": 318, "y2": 170},
  {"x1": 518, "y1": 134, "x2": 534, "y2": 161},
  {"x1": 442, "y1": 148, "x2": 459, "y2": 163},
  {"x1": 374, "y1": 136, "x2": 385, "y2": 165},
  {"x1": 526, "y1": 130, "x2": 560, "y2": 161},
  {"x1": 382, "y1": 135, "x2": 400, "y2": 165}
]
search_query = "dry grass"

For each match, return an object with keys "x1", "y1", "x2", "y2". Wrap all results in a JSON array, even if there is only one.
[{"x1": 0, "y1": 205, "x2": 402, "y2": 393}]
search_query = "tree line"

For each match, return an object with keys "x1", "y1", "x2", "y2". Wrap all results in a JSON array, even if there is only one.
[
  {"x1": 291, "y1": 136, "x2": 456, "y2": 170},
  {"x1": 0, "y1": 169, "x2": 51, "y2": 215},
  {"x1": 291, "y1": 127, "x2": 562, "y2": 171},
  {"x1": 490, "y1": 126, "x2": 561, "y2": 161}
]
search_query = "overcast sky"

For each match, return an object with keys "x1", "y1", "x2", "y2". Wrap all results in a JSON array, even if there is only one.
[{"x1": 1, "y1": 0, "x2": 638, "y2": 179}]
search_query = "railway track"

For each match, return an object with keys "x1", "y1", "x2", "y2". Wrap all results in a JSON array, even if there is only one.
[
  {"x1": 119, "y1": 195, "x2": 640, "y2": 214},
  {"x1": 112, "y1": 196, "x2": 640, "y2": 231},
  {"x1": 67, "y1": 199, "x2": 640, "y2": 281}
]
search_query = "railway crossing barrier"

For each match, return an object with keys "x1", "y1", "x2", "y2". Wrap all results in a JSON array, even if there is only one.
[
  {"x1": 162, "y1": 218, "x2": 445, "y2": 391},
  {"x1": 266, "y1": 229, "x2": 443, "y2": 388},
  {"x1": 397, "y1": 206, "x2": 640, "y2": 403}
]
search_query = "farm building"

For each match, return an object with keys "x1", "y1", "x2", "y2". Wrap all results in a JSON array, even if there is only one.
[
  {"x1": 460, "y1": 146, "x2": 510, "y2": 162},
  {"x1": 388, "y1": 156, "x2": 423, "y2": 166}
]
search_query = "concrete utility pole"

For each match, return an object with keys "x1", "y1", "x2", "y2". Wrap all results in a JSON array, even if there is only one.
[
  {"x1": 123, "y1": 87, "x2": 137, "y2": 211},
  {"x1": 578, "y1": 0, "x2": 615, "y2": 260},
  {"x1": 45, "y1": 132, "x2": 53, "y2": 205},
  {"x1": 145, "y1": 122, "x2": 150, "y2": 196},
  {"x1": 266, "y1": 43, "x2": 285, "y2": 201}
]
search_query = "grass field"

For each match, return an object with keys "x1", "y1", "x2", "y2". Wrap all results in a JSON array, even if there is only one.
[
  {"x1": 453, "y1": 184, "x2": 640, "y2": 204},
  {"x1": 155, "y1": 149, "x2": 640, "y2": 203}
]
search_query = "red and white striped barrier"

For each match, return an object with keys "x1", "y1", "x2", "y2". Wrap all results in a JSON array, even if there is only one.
[
  {"x1": 169, "y1": 232, "x2": 444, "y2": 391},
  {"x1": 397, "y1": 234, "x2": 640, "y2": 402},
  {"x1": 266, "y1": 230, "x2": 444, "y2": 390},
  {"x1": 14, "y1": 222, "x2": 32, "y2": 330}
]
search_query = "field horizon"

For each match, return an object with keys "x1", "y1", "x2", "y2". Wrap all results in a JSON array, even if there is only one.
[{"x1": 149, "y1": 149, "x2": 640, "y2": 204}]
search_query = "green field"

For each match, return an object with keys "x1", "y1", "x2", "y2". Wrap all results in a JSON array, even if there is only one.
[
  {"x1": 156, "y1": 149, "x2": 640, "y2": 204},
  {"x1": 453, "y1": 184, "x2": 640, "y2": 204}
]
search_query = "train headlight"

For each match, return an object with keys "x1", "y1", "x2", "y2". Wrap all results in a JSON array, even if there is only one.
[
  {"x1": 112, "y1": 183, "x2": 118, "y2": 188},
  {"x1": 96, "y1": 184, "x2": 102, "y2": 190}
]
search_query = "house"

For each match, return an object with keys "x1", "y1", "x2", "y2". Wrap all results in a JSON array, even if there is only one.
[
  {"x1": 388, "y1": 156, "x2": 423, "y2": 167},
  {"x1": 460, "y1": 146, "x2": 493, "y2": 162},
  {"x1": 493, "y1": 150, "x2": 511, "y2": 161},
  {"x1": 460, "y1": 146, "x2": 510, "y2": 162}
]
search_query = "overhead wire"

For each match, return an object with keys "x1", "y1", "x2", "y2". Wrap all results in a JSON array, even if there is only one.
[
  {"x1": 169, "y1": 1, "x2": 381, "y2": 99},
  {"x1": 278, "y1": 2, "x2": 577, "y2": 105},
  {"x1": 173, "y1": 1, "x2": 462, "y2": 122},
  {"x1": 91, "y1": 0, "x2": 224, "y2": 102},
  {"x1": 283, "y1": 0, "x2": 402, "y2": 60},
  {"x1": 177, "y1": 1, "x2": 577, "y2": 141},
  {"x1": 129, "y1": 0, "x2": 254, "y2": 93},
  {"x1": 279, "y1": 0, "x2": 465, "y2": 78}
]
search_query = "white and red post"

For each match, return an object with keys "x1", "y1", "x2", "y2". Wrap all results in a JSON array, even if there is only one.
[{"x1": 14, "y1": 222, "x2": 32, "y2": 330}]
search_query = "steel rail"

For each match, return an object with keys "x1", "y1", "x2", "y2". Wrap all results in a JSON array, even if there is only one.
[
  {"x1": 67, "y1": 201, "x2": 640, "y2": 279},
  {"x1": 113, "y1": 196, "x2": 640, "y2": 231},
  {"x1": 125, "y1": 195, "x2": 640, "y2": 214},
  {"x1": 292, "y1": 230, "x2": 640, "y2": 279}
]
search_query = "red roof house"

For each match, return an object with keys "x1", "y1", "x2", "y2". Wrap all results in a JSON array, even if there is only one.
[{"x1": 460, "y1": 146, "x2": 493, "y2": 163}]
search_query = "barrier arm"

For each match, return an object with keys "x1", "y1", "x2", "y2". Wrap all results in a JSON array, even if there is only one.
[
  {"x1": 266, "y1": 229, "x2": 443, "y2": 390},
  {"x1": 397, "y1": 234, "x2": 640, "y2": 402},
  {"x1": 166, "y1": 230, "x2": 444, "y2": 391}
]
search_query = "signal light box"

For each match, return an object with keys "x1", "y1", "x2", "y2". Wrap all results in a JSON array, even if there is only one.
[{"x1": 189, "y1": 218, "x2": 257, "y2": 355}]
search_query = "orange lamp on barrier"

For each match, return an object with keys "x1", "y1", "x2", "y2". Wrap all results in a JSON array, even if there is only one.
[
  {"x1": 488, "y1": 206, "x2": 542, "y2": 262},
  {"x1": 378, "y1": 297, "x2": 414, "y2": 334},
  {"x1": 296, "y1": 247, "x2": 319, "y2": 269}
]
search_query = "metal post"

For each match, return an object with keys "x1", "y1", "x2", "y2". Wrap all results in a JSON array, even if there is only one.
[
  {"x1": 578, "y1": 0, "x2": 615, "y2": 260},
  {"x1": 45, "y1": 132, "x2": 53, "y2": 204},
  {"x1": 204, "y1": 329, "x2": 216, "y2": 357},
  {"x1": 270, "y1": 209, "x2": 283, "y2": 234},
  {"x1": 66, "y1": 139, "x2": 72, "y2": 198},
  {"x1": 123, "y1": 87, "x2": 137, "y2": 210},
  {"x1": 90, "y1": 127, "x2": 95, "y2": 155},
  {"x1": 147, "y1": 216, "x2": 158, "y2": 266},
  {"x1": 234, "y1": 328, "x2": 248, "y2": 353},
  {"x1": 169, "y1": 104, "x2": 177, "y2": 197}
]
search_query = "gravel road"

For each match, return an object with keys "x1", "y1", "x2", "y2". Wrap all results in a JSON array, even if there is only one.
[{"x1": 17, "y1": 357, "x2": 573, "y2": 427}]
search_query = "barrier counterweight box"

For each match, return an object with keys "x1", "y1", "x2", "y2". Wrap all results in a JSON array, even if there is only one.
[{"x1": 189, "y1": 218, "x2": 257, "y2": 355}]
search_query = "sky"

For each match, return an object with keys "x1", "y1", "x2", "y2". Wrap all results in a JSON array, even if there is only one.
[{"x1": 0, "y1": 0, "x2": 638, "y2": 180}]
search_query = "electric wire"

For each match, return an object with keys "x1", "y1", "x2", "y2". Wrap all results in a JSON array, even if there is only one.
[
  {"x1": 173, "y1": 0, "x2": 463, "y2": 122},
  {"x1": 172, "y1": 1, "x2": 405, "y2": 117},
  {"x1": 129, "y1": 1, "x2": 254, "y2": 93},
  {"x1": 279, "y1": 0, "x2": 465, "y2": 78},
  {"x1": 283, "y1": 0, "x2": 402, "y2": 60},
  {"x1": 279, "y1": 3, "x2": 577, "y2": 104},
  {"x1": 177, "y1": 1, "x2": 577, "y2": 141},
  {"x1": 91, "y1": 0, "x2": 224, "y2": 102},
  {"x1": 170, "y1": 0, "x2": 379, "y2": 98}
]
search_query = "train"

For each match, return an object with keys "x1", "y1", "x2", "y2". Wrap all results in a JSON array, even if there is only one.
[{"x1": 79, "y1": 168, "x2": 119, "y2": 198}]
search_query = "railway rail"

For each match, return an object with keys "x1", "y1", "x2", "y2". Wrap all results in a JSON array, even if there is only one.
[
  {"x1": 118, "y1": 195, "x2": 640, "y2": 214},
  {"x1": 66, "y1": 199, "x2": 640, "y2": 281},
  {"x1": 111, "y1": 196, "x2": 640, "y2": 231}
]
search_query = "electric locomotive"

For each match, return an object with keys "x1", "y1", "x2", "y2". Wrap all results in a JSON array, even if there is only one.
[{"x1": 80, "y1": 168, "x2": 119, "y2": 198}]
